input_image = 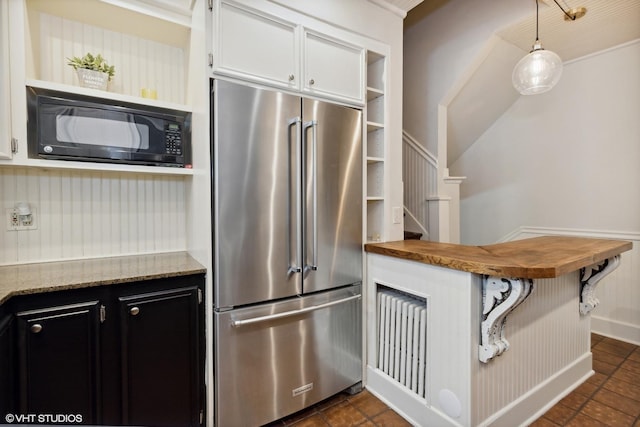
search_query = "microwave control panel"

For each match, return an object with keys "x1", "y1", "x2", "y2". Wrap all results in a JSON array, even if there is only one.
[{"x1": 165, "y1": 123, "x2": 182, "y2": 156}]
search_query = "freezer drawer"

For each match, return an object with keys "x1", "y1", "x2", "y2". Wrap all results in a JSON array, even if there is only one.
[{"x1": 214, "y1": 284, "x2": 362, "y2": 427}]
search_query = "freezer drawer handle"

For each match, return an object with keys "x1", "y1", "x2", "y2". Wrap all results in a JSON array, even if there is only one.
[{"x1": 230, "y1": 294, "x2": 361, "y2": 327}]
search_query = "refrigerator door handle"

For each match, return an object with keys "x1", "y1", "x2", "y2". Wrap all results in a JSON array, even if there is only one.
[
  {"x1": 288, "y1": 117, "x2": 303, "y2": 275},
  {"x1": 230, "y1": 293, "x2": 361, "y2": 327},
  {"x1": 303, "y1": 119, "x2": 318, "y2": 272}
]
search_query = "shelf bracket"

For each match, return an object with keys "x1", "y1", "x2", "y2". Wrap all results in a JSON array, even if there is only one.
[
  {"x1": 579, "y1": 255, "x2": 620, "y2": 315},
  {"x1": 479, "y1": 276, "x2": 534, "y2": 363}
]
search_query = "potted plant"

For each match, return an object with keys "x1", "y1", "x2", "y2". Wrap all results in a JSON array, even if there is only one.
[{"x1": 67, "y1": 53, "x2": 115, "y2": 91}]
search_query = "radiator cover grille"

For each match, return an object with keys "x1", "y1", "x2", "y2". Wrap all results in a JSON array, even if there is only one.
[{"x1": 377, "y1": 288, "x2": 427, "y2": 399}]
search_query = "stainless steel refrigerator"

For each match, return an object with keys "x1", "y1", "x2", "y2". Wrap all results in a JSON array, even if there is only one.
[{"x1": 211, "y1": 79, "x2": 363, "y2": 427}]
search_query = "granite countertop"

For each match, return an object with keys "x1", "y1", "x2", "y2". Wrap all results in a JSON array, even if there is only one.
[
  {"x1": 0, "y1": 252, "x2": 206, "y2": 305},
  {"x1": 365, "y1": 236, "x2": 632, "y2": 278}
]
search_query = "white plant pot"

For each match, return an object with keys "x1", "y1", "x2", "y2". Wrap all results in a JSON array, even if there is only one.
[{"x1": 76, "y1": 68, "x2": 109, "y2": 90}]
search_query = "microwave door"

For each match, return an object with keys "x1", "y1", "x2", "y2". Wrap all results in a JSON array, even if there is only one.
[
  {"x1": 55, "y1": 114, "x2": 147, "y2": 151},
  {"x1": 27, "y1": 87, "x2": 189, "y2": 167}
]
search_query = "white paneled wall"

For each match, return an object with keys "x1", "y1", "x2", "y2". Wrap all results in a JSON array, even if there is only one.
[
  {"x1": 0, "y1": 168, "x2": 187, "y2": 265},
  {"x1": 38, "y1": 13, "x2": 186, "y2": 104}
]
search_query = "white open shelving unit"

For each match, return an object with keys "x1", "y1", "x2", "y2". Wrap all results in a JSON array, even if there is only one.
[
  {"x1": 3, "y1": 0, "x2": 195, "y2": 175},
  {"x1": 365, "y1": 51, "x2": 386, "y2": 243}
]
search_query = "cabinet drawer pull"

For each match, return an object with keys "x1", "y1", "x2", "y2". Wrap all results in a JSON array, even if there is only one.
[
  {"x1": 309, "y1": 78, "x2": 315, "y2": 85},
  {"x1": 30, "y1": 324, "x2": 43, "y2": 333},
  {"x1": 130, "y1": 307, "x2": 140, "y2": 316},
  {"x1": 288, "y1": 74, "x2": 295, "y2": 81}
]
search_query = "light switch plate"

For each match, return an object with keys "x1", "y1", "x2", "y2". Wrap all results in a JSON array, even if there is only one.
[{"x1": 392, "y1": 206, "x2": 402, "y2": 224}]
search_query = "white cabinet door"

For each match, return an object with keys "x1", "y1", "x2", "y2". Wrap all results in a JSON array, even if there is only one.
[
  {"x1": 0, "y1": 0, "x2": 12, "y2": 159},
  {"x1": 303, "y1": 30, "x2": 364, "y2": 104},
  {"x1": 215, "y1": 1, "x2": 299, "y2": 90}
]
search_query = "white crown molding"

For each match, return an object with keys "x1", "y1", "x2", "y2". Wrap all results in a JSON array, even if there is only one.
[{"x1": 366, "y1": 0, "x2": 407, "y2": 18}]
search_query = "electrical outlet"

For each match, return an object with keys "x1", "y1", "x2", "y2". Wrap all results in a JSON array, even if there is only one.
[
  {"x1": 8, "y1": 210, "x2": 19, "y2": 228},
  {"x1": 6, "y1": 208, "x2": 38, "y2": 231}
]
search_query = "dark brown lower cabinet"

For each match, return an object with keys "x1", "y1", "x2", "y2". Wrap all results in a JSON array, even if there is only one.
[
  {"x1": 1, "y1": 274, "x2": 205, "y2": 426},
  {"x1": 0, "y1": 312, "x2": 15, "y2": 417},
  {"x1": 15, "y1": 301, "x2": 102, "y2": 423},
  {"x1": 119, "y1": 287, "x2": 202, "y2": 427}
]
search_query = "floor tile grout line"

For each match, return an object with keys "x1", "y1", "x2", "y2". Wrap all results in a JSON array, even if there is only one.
[{"x1": 543, "y1": 334, "x2": 639, "y2": 426}]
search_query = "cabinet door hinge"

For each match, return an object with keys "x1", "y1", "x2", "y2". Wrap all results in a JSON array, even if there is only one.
[
  {"x1": 198, "y1": 288, "x2": 203, "y2": 304},
  {"x1": 11, "y1": 138, "x2": 18, "y2": 154},
  {"x1": 200, "y1": 409, "x2": 204, "y2": 425},
  {"x1": 100, "y1": 304, "x2": 106, "y2": 323},
  {"x1": 208, "y1": 53, "x2": 214, "y2": 68}
]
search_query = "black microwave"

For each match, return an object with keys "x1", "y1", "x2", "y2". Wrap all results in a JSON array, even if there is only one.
[{"x1": 27, "y1": 86, "x2": 191, "y2": 168}]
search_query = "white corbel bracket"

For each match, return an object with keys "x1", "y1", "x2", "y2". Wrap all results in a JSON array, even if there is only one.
[
  {"x1": 479, "y1": 277, "x2": 534, "y2": 363},
  {"x1": 579, "y1": 255, "x2": 621, "y2": 315}
]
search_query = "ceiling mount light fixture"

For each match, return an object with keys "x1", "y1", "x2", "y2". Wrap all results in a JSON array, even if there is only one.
[
  {"x1": 564, "y1": 7, "x2": 587, "y2": 21},
  {"x1": 512, "y1": 0, "x2": 579, "y2": 95}
]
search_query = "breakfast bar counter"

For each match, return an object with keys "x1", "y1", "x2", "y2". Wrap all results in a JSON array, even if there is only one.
[
  {"x1": 364, "y1": 236, "x2": 631, "y2": 278},
  {"x1": 363, "y1": 236, "x2": 631, "y2": 427}
]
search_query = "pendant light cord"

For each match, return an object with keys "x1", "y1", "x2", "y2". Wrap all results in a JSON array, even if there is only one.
[
  {"x1": 535, "y1": 0, "x2": 576, "y2": 43},
  {"x1": 551, "y1": 0, "x2": 577, "y2": 21},
  {"x1": 535, "y1": 0, "x2": 539, "y2": 42}
]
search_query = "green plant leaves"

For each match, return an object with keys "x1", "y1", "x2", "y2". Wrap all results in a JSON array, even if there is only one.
[{"x1": 66, "y1": 52, "x2": 115, "y2": 81}]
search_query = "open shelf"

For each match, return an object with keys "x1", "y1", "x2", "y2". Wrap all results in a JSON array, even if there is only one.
[
  {"x1": 26, "y1": 79, "x2": 192, "y2": 112},
  {"x1": 364, "y1": 50, "x2": 386, "y2": 243},
  {"x1": 2, "y1": 158, "x2": 194, "y2": 176},
  {"x1": 24, "y1": 0, "x2": 192, "y2": 105}
]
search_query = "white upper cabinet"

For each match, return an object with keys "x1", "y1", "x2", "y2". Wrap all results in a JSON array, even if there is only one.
[
  {"x1": 303, "y1": 30, "x2": 364, "y2": 103},
  {"x1": 0, "y1": 0, "x2": 12, "y2": 159},
  {"x1": 215, "y1": 1, "x2": 299, "y2": 90},
  {"x1": 212, "y1": 0, "x2": 365, "y2": 105}
]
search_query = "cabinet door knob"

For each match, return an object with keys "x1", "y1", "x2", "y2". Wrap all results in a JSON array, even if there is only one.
[
  {"x1": 30, "y1": 324, "x2": 43, "y2": 334},
  {"x1": 309, "y1": 79, "x2": 315, "y2": 85},
  {"x1": 130, "y1": 306, "x2": 140, "y2": 316},
  {"x1": 288, "y1": 74, "x2": 295, "y2": 81}
]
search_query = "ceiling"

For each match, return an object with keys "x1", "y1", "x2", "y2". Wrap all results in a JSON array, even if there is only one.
[
  {"x1": 499, "y1": 0, "x2": 640, "y2": 63},
  {"x1": 373, "y1": 0, "x2": 639, "y2": 164},
  {"x1": 445, "y1": 0, "x2": 640, "y2": 165}
]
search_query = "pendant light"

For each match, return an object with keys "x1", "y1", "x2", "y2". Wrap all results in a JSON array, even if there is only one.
[{"x1": 512, "y1": 0, "x2": 563, "y2": 95}]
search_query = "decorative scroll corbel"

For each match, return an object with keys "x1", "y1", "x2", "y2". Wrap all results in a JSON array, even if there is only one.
[
  {"x1": 579, "y1": 255, "x2": 621, "y2": 315},
  {"x1": 479, "y1": 277, "x2": 534, "y2": 363}
]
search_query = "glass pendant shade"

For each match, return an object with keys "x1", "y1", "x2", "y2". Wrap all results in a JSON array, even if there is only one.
[{"x1": 512, "y1": 41, "x2": 563, "y2": 95}]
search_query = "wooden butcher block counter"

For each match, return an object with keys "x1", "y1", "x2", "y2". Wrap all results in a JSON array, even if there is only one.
[{"x1": 364, "y1": 236, "x2": 632, "y2": 278}]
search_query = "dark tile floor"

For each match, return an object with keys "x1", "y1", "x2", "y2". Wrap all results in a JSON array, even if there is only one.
[
  {"x1": 265, "y1": 334, "x2": 640, "y2": 427},
  {"x1": 531, "y1": 333, "x2": 640, "y2": 427}
]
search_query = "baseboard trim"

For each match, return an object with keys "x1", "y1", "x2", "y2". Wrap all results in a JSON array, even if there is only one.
[
  {"x1": 499, "y1": 226, "x2": 640, "y2": 243},
  {"x1": 592, "y1": 316, "x2": 640, "y2": 346},
  {"x1": 365, "y1": 366, "x2": 462, "y2": 427}
]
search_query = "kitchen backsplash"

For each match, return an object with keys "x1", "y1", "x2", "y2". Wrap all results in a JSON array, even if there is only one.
[{"x1": 0, "y1": 167, "x2": 187, "y2": 265}]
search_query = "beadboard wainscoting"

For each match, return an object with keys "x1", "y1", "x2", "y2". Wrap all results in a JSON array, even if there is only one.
[
  {"x1": 36, "y1": 10, "x2": 187, "y2": 104},
  {"x1": 1, "y1": 167, "x2": 188, "y2": 265},
  {"x1": 501, "y1": 227, "x2": 640, "y2": 346}
]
